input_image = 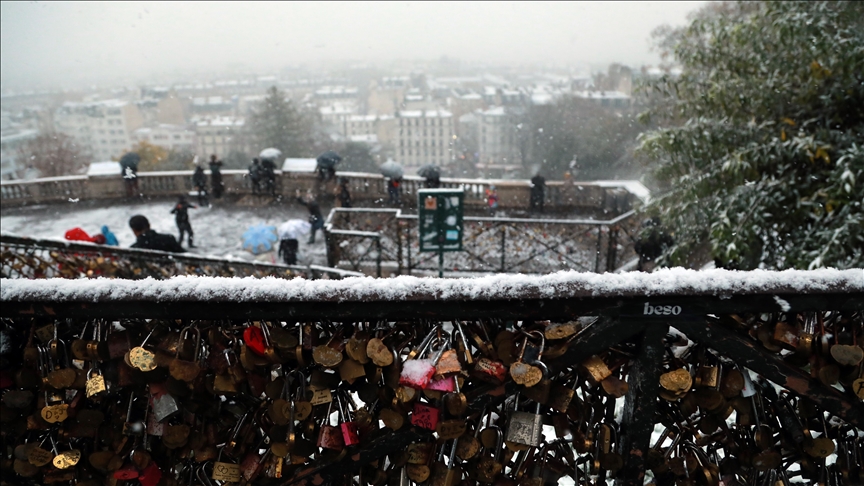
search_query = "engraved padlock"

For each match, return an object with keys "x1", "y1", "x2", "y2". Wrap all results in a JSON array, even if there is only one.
[{"x1": 505, "y1": 394, "x2": 543, "y2": 447}]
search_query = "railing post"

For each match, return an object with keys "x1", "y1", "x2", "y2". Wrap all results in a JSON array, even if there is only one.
[
  {"x1": 406, "y1": 220, "x2": 412, "y2": 276},
  {"x1": 500, "y1": 224, "x2": 506, "y2": 273},
  {"x1": 595, "y1": 226, "x2": 603, "y2": 273},
  {"x1": 376, "y1": 236, "x2": 382, "y2": 278},
  {"x1": 396, "y1": 220, "x2": 403, "y2": 276}
]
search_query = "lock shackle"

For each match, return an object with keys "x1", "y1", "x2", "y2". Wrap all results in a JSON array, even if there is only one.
[
  {"x1": 175, "y1": 325, "x2": 201, "y2": 361},
  {"x1": 427, "y1": 335, "x2": 452, "y2": 365},
  {"x1": 453, "y1": 322, "x2": 473, "y2": 362},
  {"x1": 485, "y1": 425, "x2": 504, "y2": 460}
]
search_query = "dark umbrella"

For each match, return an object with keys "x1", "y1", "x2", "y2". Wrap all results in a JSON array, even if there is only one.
[
  {"x1": 417, "y1": 164, "x2": 440, "y2": 179},
  {"x1": 119, "y1": 152, "x2": 140, "y2": 170},
  {"x1": 379, "y1": 160, "x2": 404, "y2": 179},
  {"x1": 316, "y1": 151, "x2": 342, "y2": 169}
]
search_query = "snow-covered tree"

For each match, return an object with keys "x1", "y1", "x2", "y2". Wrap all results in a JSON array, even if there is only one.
[
  {"x1": 639, "y1": 1, "x2": 863, "y2": 270},
  {"x1": 247, "y1": 86, "x2": 320, "y2": 158}
]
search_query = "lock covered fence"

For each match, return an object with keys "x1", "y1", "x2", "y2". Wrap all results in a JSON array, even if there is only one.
[
  {"x1": 1, "y1": 234, "x2": 362, "y2": 281},
  {"x1": 0, "y1": 269, "x2": 862, "y2": 486}
]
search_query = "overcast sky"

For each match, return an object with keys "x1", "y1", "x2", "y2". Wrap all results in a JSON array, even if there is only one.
[{"x1": 1, "y1": 1, "x2": 704, "y2": 89}]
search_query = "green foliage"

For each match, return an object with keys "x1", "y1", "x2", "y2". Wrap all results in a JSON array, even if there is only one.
[
  {"x1": 247, "y1": 86, "x2": 321, "y2": 158},
  {"x1": 521, "y1": 97, "x2": 642, "y2": 180},
  {"x1": 639, "y1": 1, "x2": 864, "y2": 270}
]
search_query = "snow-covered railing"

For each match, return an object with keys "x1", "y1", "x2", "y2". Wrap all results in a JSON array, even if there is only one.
[
  {"x1": 1, "y1": 169, "x2": 646, "y2": 214},
  {"x1": 0, "y1": 269, "x2": 861, "y2": 484},
  {"x1": 323, "y1": 207, "x2": 639, "y2": 276},
  {"x1": 0, "y1": 233, "x2": 362, "y2": 281}
]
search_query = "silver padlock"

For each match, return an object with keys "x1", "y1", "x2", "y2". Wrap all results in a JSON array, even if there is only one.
[
  {"x1": 152, "y1": 392, "x2": 180, "y2": 423},
  {"x1": 505, "y1": 394, "x2": 542, "y2": 447}
]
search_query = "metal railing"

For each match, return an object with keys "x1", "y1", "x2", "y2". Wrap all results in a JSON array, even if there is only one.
[
  {"x1": 0, "y1": 234, "x2": 362, "y2": 280},
  {"x1": 0, "y1": 271, "x2": 860, "y2": 486},
  {"x1": 324, "y1": 207, "x2": 639, "y2": 276}
]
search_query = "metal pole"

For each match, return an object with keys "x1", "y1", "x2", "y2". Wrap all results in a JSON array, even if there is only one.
[
  {"x1": 595, "y1": 226, "x2": 603, "y2": 273},
  {"x1": 406, "y1": 221, "x2": 412, "y2": 276},
  {"x1": 500, "y1": 225, "x2": 506, "y2": 273},
  {"x1": 376, "y1": 237, "x2": 382, "y2": 278},
  {"x1": 438, "y1": 249, "x2": 444, "y2": 278}
]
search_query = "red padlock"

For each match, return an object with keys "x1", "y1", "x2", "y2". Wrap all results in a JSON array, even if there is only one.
[
  {"x1": 316, "y1": 401, "x2": 345, "y2": 451},
  {"x1": 337, "y1": 393, "x2": 360, "y2": 446},
  {"x1": 113, "y1": 463, "x2": 139, "y2": 480},
  {"x1": 138, "y1": 461, "x2": 162, "y2": 486},
  {"x1": 471, "y1": 357, "x2": 508, "y2": 384},
  {"x1": 400, "y1": 335, "x2": 450, "y2": 390},
  {"x1": 243, "y1": 326, "x2": 267, "y2": 356},
  {"x1": 410, "y1": 402, "x2": 441, "y2": 431},
  {"x1": 427, "y1": 375, "x2": 456, "y2": 392}
]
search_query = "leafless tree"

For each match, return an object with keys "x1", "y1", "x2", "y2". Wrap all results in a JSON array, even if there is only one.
[{"x1": 16, "y1": 131, "x2": 91, "y2": 178}]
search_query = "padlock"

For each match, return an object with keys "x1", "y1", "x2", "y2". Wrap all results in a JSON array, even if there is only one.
[
  {"x1": 337, "y1": 391, "x2": 360, "y2": 446},
  {"x1": 522, "y1": 361, "x2": 551, "y2": 404},
  {"x1": 475, "y1": 425, "x2": 505, "y2": 483},
  {"x1": 212, "y1": 445, "x2": 242, "y2": 483},
  {"x1": 430, "y1": 439, "x2": 462, "y2": 486},
  {"x1": 509, "y1": 331, "x2": 544, "y2": 387},
  {"x1": 400, "y1": 332, "x2": 450, "y2": 390},
  {"x1": 169, "y1": 324, "x2": 201, "y2": 382},
  {"x1": 85, "y1": 366, "x2": 107, "y2": 398},
  {"x1": 316, "y1": 400, "x2": 345, "y2": 451},
  {"x1": 126, "y1": 328, "x2": 158, "y2": 372},
  {"x1": 443, "y1": 376, "x2": 468, "y2": 416},
  {"x1": 505, "y1": 395, "x2": 542, "y2": 447},
  {"x1": 410, "y1": 401, "x2": 441, "y2": 431},
  {"x1": 151, "y1": 387, "x2": 180, "y2": 423},
  {"x1": 312, "y1": 324, "x2": 345, "y2": 368}
]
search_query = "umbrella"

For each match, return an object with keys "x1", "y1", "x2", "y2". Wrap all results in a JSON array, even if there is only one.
[
  {"x1": 417, "y1": 164, "x2": 440, "y2": 179},
  {"x1": 242, "y1": 224, "x2": 278, "y2": 255},
  {"x1": 259, "y1": 148, "x2": 282, "y2": 161},
  {"x1": 119, "y1": 152, "x2": 140, "y2": 170},
  {"x1": 379, "y1": 160, "x2": 404, "y2": 179},
  {"x1": 316, "y1": 151, "x2": 342, "y2": 169},
  {"x1": 277, "y1": 219, "x2": 311, "y2": 240}
]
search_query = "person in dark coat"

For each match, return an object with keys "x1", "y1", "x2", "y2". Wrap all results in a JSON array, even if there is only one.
[
  {"x1": 530, "y1": 173, "x2": 546, "y2": 213},
  {"x1": 248, "y1": 158, "x2": 262, "y2": 195},
  {"x1": 278, "y1": 238, "x2": 299, "y2": 265},
  {"x1": 209, "y1": 154, "x2": 224, "y2": 199},
  {"x1": 296, "y1": 191, "x2": 324, "y2": 244},
  {"x1": 260, "y1": 158, "x2": 277, "y2": 196},
  {"x1": 128, "y1": 215, "x2": 185, "y2": 253},
  {"x1": 336, "y1": 177, "x2": 352, "y2": 208},
  {"x1": 192, "y1": 164, "x2": 208, "y2": 206},
  {"x1": 119, "y1": 152, "x2": 140, "y2": 197},
  {"x1": 170, "y1": 195, "x2": 197, "y2": 248},
  {"x1": 387, "y1": 177, "x2": 402, "y2": 205},
  {"x1": 424, "y1": 174, "x2": 441, "y2": 189}
]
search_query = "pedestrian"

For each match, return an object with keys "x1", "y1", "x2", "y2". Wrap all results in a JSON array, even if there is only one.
[
  {"x1": 424, "y1": 173, "x2": 441, "y2": 189},
  {"x1": 209, "y1": 154, "x2": 224, "y2": 199},
  {"x1": 119, "y1": 152, "x2": 140, "y2": 197},
  {"x1": 296, "y1": 190, "x2": 324, "y2": 244},
  {"x1": 170, "y1": 195, "x2": 197, "y2": 248},
  {"x1": 485, "y1": 184, "x2": 499, "y2": 216},
  {"x1": 278, "y1": 238, "x2": 299, "y2": 265},
  {"x1": 634, "y1": 217, "x2": 673, "y2": 272},
  {"x1": 260, "y1": 157, "x2": 277, "y2": 196},
  {"x1": 100, "y1": 225, "x2": 119, "y2": 246},
  {"x1": 530, "y1": 173, "x2": 546, "y2": 213},
  {"x1": 248, "y1": 158, "x2": 262, "y2": 195},
  {"x1": 192, "y1": 163, "x2": 208, "y2": 206},
  {"x1": 387, "y1": 177, "x2": 402, "y2": 205},
  {"x1": 336, "y1": 177, "x2": 352, "y2": 208},
  {"x1": 128, "y1": 215, "x2": 185, "y2": 253}
]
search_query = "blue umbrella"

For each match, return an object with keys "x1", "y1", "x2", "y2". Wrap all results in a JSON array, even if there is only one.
[{"x1": 242, "y1": 224, "x2": 278, "y2": 255}]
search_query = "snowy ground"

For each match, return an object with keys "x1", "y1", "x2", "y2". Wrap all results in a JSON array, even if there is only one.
[{"x1": 0, "y1": 197, "x2": 331, "y2": 266}]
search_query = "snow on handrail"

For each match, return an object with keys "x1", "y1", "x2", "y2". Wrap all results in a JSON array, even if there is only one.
[{"x1": 2, "y1": 269, "x2": 861, "y2": 304}]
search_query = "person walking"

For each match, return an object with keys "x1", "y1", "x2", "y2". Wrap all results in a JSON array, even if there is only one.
[
  {"x1": 119, "y1": 152, "x2": 140, "y2": 197},
  {"x1": 296, "y1": 190, "x2": 324, "y2": 244},
  {"x1": 336, "y1": 177, "x2": 352, "y2": 208},
  {"x1": 278, "y1": 237, "x2": 299, "y2": 265},
  {"x1": 128, "y1": 215, "x2": 185, "y2": 253},
  {"x1": 170, "y1": 195, "x2": 197, "y2": 248},
  {"x1": 485, "y1": 185, "x2": 499, "y2": 216},
  {"x1": 530, "y1": 173, "x2": 546, "y2": 213},
  {"x1": 192, "y1": 163, "x2": 208, "y2": 206},
  {"x1": 248, "y1": 158, "x2": 262, "y2": 195},
  {"x1": 209, "y1": 154, "x2": 224, "y2": 199},
  {"x1": 260, "y1": 157, "x2": 277, "y2": 196}
]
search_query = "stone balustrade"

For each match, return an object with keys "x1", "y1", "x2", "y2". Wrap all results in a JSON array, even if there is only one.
[{"x1": 1, "y1": 169, "x2": 645, "y2": 213}]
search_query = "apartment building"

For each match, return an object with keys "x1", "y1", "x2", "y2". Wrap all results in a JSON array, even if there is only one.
[
  {"x1": 132, "y1": 124, "x2": 196, "y2": 152},
  {"x1": 0, "y1": 128, "x2": 39, "y2": 180},
  {"x1": 53, "y1": 100, "x2": 144, "y2": 162},
  {"x1": 194, "y1": 116, "x2": 248, "y2": 159},
  {"x1": 396, "y1": 109, "x2": 454, "y2": 168},
  {"x1": 477, "y1": 106, "x2": 521, "y2": 170}
]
